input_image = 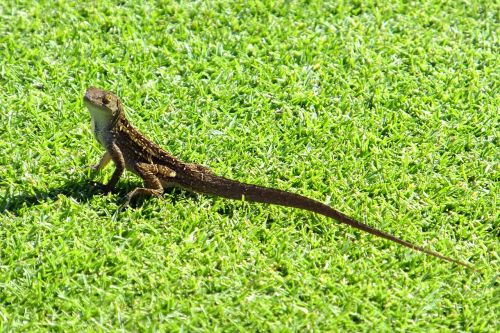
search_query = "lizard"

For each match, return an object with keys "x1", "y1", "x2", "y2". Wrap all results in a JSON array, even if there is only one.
[{"x1": 83, "y1": 86, "x2": 475, "y2": 270}]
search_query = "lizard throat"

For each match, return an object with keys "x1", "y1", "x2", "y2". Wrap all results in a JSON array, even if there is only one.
[{"x1": 86, "y1": 104, "x2": 117, "y2": 146}]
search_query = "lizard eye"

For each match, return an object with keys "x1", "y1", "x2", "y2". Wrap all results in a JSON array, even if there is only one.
[{"x1": 102, "y1": 94, "x2": 112, "y2": 104}]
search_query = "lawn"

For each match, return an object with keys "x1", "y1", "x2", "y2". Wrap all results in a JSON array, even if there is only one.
[{"x1": 0, "y1": 0, "x2": 498, "y2": 331}]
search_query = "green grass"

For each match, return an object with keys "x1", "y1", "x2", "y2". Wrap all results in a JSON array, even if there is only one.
[{"x1": 0, "y1": 0, "x2": 498, "y2": 331}]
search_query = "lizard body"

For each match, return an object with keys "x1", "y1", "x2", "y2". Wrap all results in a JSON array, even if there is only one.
[{"x1": 83, "y1": 87, "x2": 474, "y2": 270}]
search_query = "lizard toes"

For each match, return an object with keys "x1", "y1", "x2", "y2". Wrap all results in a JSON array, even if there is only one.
[{"x1": 119, "y1": 194, "x2": 135, "y2": 210}]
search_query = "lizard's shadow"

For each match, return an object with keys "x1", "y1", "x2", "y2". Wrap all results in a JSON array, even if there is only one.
[
  {"x1": 1, "y1": 178, "x2": 321, "y2": 236},
  {"x1": 0, "y1": 178, "x2": 107, "y2": 214},
  {"x1": 0, "y1": 177, "x2": 198, "y2": 214}
]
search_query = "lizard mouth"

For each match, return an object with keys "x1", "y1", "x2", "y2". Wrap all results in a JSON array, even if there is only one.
[
  {"x1": 83, "y1": 91, "x2": 93, "y2": 103},
  {"x1": 83, "y1": 87, "x2": 103, "y2": 105}
]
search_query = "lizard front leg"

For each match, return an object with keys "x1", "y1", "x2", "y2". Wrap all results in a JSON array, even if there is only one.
[
  {"x1": 91, "y1": 151, "x2": 112, "y2": 171},
  {"x1": 122, "y1": 163, "x2": 176, "y2": 208},
  {"x1": 91, "y1": 142, "x2": 125, "y2": 193},
  {"x1": 88, "y1": 151, "x2": 112, "y2": 190}
]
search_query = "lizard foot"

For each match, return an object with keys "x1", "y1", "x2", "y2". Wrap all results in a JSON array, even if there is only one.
[
  {"x1": 119, "y1": 192, "x2": 136, "y2": 210},
  {"x1": 120, "y1": 188, "x2": 163, "y2": 210}
]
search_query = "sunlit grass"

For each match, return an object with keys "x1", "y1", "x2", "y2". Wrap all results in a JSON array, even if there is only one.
[{"x1": 0, "y1": 0, "x2": 498, "y2": 331}]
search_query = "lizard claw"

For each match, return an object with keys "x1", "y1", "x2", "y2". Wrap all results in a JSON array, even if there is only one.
[
  {"x1": 85, "y1": 164, "x2": 101, "y2": 176},
  {"x1": 119, "y1": 193, "x2": 134, "y2": 210}
]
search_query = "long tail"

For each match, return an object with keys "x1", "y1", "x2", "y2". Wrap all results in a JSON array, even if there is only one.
[{"x1": 188, "y1": 175, "x2": 476, "y2": 270}]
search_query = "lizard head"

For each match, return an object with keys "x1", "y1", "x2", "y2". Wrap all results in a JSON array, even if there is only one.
[{"x1": 84, "y1": 87, "x2": 123, "y2": 127}]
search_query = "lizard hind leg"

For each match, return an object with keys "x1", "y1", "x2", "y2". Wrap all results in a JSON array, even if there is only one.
[{"x1": 122, "y1": 163, "x2": 170, "y2": 208}]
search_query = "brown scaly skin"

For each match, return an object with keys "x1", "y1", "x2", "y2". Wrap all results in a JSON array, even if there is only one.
[{"x1": 83, "y1": 86, "x2": 477, "y2": 271}]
